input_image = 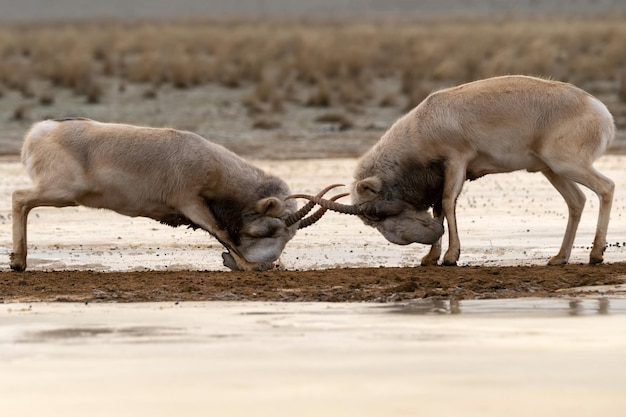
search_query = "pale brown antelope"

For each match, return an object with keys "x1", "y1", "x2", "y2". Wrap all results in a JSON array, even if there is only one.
[
  {"x1": 10, "y1": 118, "x2": 342, "y2": 271},
  {"x1": 291, "y1": 75, "x2": 615, "y2": 266}
]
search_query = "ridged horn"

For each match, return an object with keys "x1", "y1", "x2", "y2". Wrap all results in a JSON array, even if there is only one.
[
  {"x1": 284, "y1": 184, "x2": 344, "y2": 227},
  {"x1": 287, "y1": 194, "x2": 362, "y2": 215},
  {"x1": 297, "y1": 193, "x2": 349, "y2": 229}
]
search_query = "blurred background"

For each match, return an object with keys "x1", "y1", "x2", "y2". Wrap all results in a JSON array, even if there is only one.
[
  {"x1": 2, "y1": 0, "x2": 626, "y2": 20},
  {"x1": 1, "y1": 0, "x2": 625, "y2": 158}
]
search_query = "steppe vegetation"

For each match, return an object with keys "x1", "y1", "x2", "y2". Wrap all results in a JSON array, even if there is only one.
[{"x1": 0, "y1": 16, "x2": 625, "y2": 154}]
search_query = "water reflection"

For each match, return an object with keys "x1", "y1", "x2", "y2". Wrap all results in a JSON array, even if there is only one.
[
  {"x1": 388, "y1": 298, "x2": 625, "y2": 317},
  {"x1": 568, "y1": 298, "x2": 610, "y2": 316},
  {"x1": 389, "y1": 299, "x2": 461, "y2": 315},
  {"x1": 19, "y1": 326, "x2": 188, "y2": 343}
]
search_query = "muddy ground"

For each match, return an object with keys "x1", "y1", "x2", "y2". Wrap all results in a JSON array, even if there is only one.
[
  {"x1": 2, "y1": 263, "x2": 626, "y2": 303},
  {"x1": 2, "y1": 155, "x2": 626, "y2": 303}
]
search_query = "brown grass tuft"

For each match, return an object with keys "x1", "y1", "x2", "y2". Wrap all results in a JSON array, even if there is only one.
[
  {"x1": 142, "y1": 87, "x2": 158, "y2": 99},
  {"x1": 306, "y1": 82, "x2": 332, "y2": 107},
  {"x1": 314, "y1": 112, "x2": 354, "y2": 130},
  {"x1": 11, "y1": 104, "x2": 29, "y2": 121},
  {"x1": 83, "y1": 80, "x2": 103, "y2": 104},
  {"x1": 252, "y1": 115, "x2": 282, "y2": 130},
  {"x1": 38, "y1": 90, "x2": 55, "y2": 106}
]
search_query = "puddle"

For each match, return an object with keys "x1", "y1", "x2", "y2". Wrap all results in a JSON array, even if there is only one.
[
  {"x1": 5, "y1": 298, "x2": 626, "y2": 349},
  {"x1": 385, "y1": 298, "x2": 626, "y2": 317},
  {"x1": 19, "y1": 325, "x2": 189, "y2": 344}
]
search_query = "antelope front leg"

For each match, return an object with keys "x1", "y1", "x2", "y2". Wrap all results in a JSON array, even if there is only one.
[
  {"x1": 216, "y1": 239, "x2": 271, "y2": 271},
  {"x1": 441, "y1": 162, "x2": 467, "y2": 266},
  {"x1": 222, "y1": 252, "x2": 273, "y2": 271},
  {"x1": 421, "y1": 202, "x2": 443, "y2": 266},
  {"x1": 179, "y1": 198, "x2": 267, "y2": 271},
  {"x1": 421, "y1": 241, "x2": 442, "y2": 266}
]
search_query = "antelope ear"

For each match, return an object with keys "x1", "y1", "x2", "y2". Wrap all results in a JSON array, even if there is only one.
[
  {"x1": 256, "y1": 197, "x2": 284, "y2": 217},
  {"x1": 355, "y1": 176, "x2": 382, "y2": 198}
]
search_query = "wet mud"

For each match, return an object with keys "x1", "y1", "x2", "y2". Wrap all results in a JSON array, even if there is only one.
[{"x1": 2, "y1": 262, "x2": 625, "y2": 303}]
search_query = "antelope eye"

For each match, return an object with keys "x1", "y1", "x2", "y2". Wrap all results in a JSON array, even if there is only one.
[
  {"x1": 244, "y1": 221, "x2": 281, "y2": 238},
  {"x1": 362, "y1": 212, "x2": 384, "y2": 222}
]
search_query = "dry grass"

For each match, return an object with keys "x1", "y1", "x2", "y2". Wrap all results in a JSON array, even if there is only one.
[
  {"x1": 252, "y1": 114, "x2": 282, "y2": 130},
  {"x1": 0, "y1": 16, "x2": 625, "y2": 113},
  {"x1": 314, "y1": 112, "x2": 354, "y2": 131},
  {"x1": 619, "y1": 70, "x2": 626, "y2": 103}
]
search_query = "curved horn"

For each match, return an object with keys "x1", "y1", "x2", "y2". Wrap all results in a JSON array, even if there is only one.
[
  {"x1": 287, "y1": 194, "x2": 361, "y2": 215},
  {"x1": 297, "y1": 193, "x2": 349, "y2": 229},
  {"x1": 284, "y1": 184, "x2": 344, "y2": 227},
  {"x1": 288, "y1": 195, "x2": 408, "y2": 220}
]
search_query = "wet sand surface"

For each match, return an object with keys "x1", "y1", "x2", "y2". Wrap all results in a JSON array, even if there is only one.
[{"x1": 1, "y1": 300, "x2": 626, "y2": 417}]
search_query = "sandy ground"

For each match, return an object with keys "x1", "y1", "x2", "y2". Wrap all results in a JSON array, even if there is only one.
[{"x1": 3, "y1": 155, "x2": 626, "y2": 271}]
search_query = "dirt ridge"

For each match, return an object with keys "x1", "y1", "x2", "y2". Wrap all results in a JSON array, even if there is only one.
[{"x1": 2, "y1": 263, "x2": 626, "y2": 303}]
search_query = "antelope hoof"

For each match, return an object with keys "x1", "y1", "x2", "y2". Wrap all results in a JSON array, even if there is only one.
[
  {"x1": 589, "y1": 246, "x2": 605, "y2": 265},
  {"x1": 589, "y1": 256, "x2": 604, "y2": 265},
  {"x1": 547, "y1": 255, "x2": 568, "y2": 266},
  {"x1": 9, "y1": 253, "x2": 26, "y2": 272},
  {"x1": 420, "y1": 256, "x2": 439, "y2": 266},
  {"x1": 222, "y1": 252, "x2": 240, "y2": 271},
  {"x1": 222, "y1": 252, "x2": 274, "y2": 272}
]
